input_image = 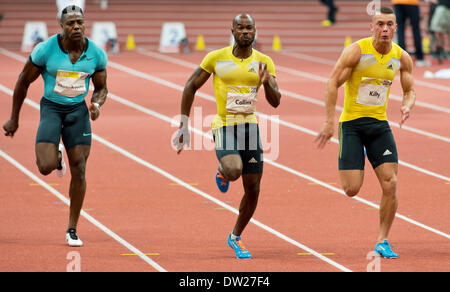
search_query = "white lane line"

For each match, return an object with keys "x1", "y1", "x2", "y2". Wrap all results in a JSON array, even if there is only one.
[
  {"x1": 2, "y1": 47, "x2": 448, "y2": 144},
  {"x1": 2, "y1": 50, "x2": 450, "y2": 232},
  {"x1": 1, "y1": 49, "x2": 448, "y2": 181},
  {"x1": 103, "y1": 59, "x2": 450, "y2": 182},
  {"x1": 140, "y1": 48, "x2": 450, "y2": 115},
  {"x1": 104, "y1": 90, "x2": 450, "y2": 241},
  {"x1": 0, "y1": 87, "x2": 352, "y2": 272},
  {"x1": 4, "y1": 46, "x2": 449, "y2": 113},
  {"x1": 280, "y1": 50, "x2": 450, "y2": 94},
  {"x1": 92, "y1": 134, "x2": 353, "y2": 272},
  {"x1": 281, "y1": 50, "x2": 450, "y2": 114},
  {"x1": 136, "y1": 49, "x2": 450, "y2": 142},
  {"x1": 4, "y1": 82, "x2": 446, "y2": 242},
  {"x1": 0, "y1": 149, "x2": 167, "y2": 272}
]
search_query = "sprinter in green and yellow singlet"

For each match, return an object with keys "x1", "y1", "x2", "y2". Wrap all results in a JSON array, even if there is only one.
[
  {"x1": 315, "y1": 6, "x2": 416, "y2": 259},
  {"x1": 173, "y1": 13, "x2": 281, "y2": 259}
]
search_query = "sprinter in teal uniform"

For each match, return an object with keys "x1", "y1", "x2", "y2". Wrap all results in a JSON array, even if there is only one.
[{"x1": 3, "y1": 5, "x2": 108, "y2": 247}]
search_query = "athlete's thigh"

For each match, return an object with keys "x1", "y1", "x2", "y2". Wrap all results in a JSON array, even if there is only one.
[
  {"x1": 364, "y1": 120, "x2": 398, "y2": 170},
  {"x1": 35, "y1": 98, "x2": 63, "y2": 165},
  {"x1": 338, "y1": 120, "x2": 365, "y2": 171},
  {"x1": 339, "y1": 169, "x2": 364, "y2": 194},
  {"x1": 239, "y1": 123, "x2": 263, "y2": 174},
  {"x1": 338, "y1": 119, "x2": 366, "y2": 194},
  {"x1": 61, "y1": 102, "x2": 92, "y2": 151},
  {"x1": 213, "y1": 125, "x2": 243, "y2": 171},
  {"x1": 35, "y1": 142, "x2": 59, "y2": 166},
  {"x1": 36, "y1": 98, "x2": 63, "y2": 146},
  {"x1": 220, "y1": 154, "x2": 243, "y2": 172}
]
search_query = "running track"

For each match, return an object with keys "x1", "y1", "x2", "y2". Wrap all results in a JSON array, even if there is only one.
[{"x1": 0, "y1": 46, "x2": 449, "y2": 272}]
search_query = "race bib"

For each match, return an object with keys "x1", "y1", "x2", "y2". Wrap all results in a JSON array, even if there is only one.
[
  {"x1": 54, "y1": 70, "x2": 89, "y2": 97},
  {"x1": 226, "y1": 85, "x2": 258, "y2": 114},
  {"x1": 356, "y1": 77, "x2": 392, "y2": 106}
]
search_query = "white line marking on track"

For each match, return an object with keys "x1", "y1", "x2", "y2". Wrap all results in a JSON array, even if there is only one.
[
  {"x1": 2, "y1": 47, "x2": 449, "y2": 151},
  {"x1": 105, "y1": 89, "x2": 450, "y2": 240},
  {"x1": 97, "y1": 90, "x2": 450, "y2": 240},
  {"x1": 4, "y1": 83, "x2": 447, "y2": 242},
  {"x1": 2, "y1": 49, "x2": 450, "y2": 246},
  {"x1": 280, "y1": 50, "x2": 450, "y2": 94},
  {"x1": 93, "y1": 134, "x2": 353, "y2": 272},
  {"x1": 0, "y1": 148, "x2": 167, "y2": 272},
  {"x1": 281, "y1": 50, "x2": 450, "y2": 114},
  {"x1": 0, "y1": 86, "x2": 352, "y2": 272},
  {"x1": 103, "y1": 58, "x2": 450, "y2": 182},
  {"x1": 2, "y1": 48, "x2": 449, "y2": 182},
  {"x1": 4, "y1": 46, "x2": 449, "y2": 114},
  {"x1": 135, "y1": 49, "x2": 450, "y2": 142}
]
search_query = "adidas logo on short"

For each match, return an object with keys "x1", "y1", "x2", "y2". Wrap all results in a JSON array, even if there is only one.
[
  {"x1": 383, "y1": 149, "x2": 392, "y2": 156},
  {"x1": 248, "y1": 157, "x2": 258, "y2": 163}
]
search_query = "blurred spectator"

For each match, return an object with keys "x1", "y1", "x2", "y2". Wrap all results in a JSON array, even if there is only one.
[
  {"x1": 56, "y1": 0, "x2": 85, "y2": 21},
  {"x1": 427, "y1": 0, "x2": 438, "y2": 57},
  {"x1": 179, "y1": 37, "x2": 191, "y2": 54},
  {"x1": 392, "y1": 0, "x2": 430, "y2": 67},
  {"x1": 429, "y1": 0, "x2": 449, "y2": 63},
  {"x1": 319, "y1": 0, "x2": 338, "y2": 27}
]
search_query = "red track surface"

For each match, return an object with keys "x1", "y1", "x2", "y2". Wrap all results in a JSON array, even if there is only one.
[{"x1": 0, "y1": 46, "x2": 449, "y2": 272}]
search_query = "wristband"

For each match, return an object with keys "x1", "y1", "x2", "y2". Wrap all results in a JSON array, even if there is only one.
[
  {"x1": 180, "y1": 115, "x2": 189, "y2": 131},
  {"x1": 178, "y1": 129, "x2": 189, "y2": 135}
]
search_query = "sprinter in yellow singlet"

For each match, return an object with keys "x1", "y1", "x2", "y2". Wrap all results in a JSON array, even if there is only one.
[
  {"x1": 315, "y1": 7, "x2": 416, "y2": 258},
  {"x1": 173, "y1": 13, "x2": 281, "y2": 259}
]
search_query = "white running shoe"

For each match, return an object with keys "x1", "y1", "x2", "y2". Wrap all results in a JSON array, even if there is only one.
[
  {"x1": 66, "y1": 228, "x2": 83, "y2": 247},
  {"x1": 56, "y1": 144, "x2": 66, "y2": 177}
]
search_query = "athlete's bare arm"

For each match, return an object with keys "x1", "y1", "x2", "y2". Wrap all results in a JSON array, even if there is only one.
[
  {"x1": 398, "y1": 50, "x2": 415, "y2": 128},
  {"x1": 3, "y1": 59, "x2": 42, "y2": 137},
  {"x1": 174, "y1": 67, "x2": 211, "y2": 154},
  {"x1": 89, "y1": 69, "x2": 108, "y2": 121},
  {"x1": 315, "y1": 43, "x2": 361, "y2": 149},
  {"x1": 180, "y1": 67, "x2": 211, "y2": 120},
  {"x1": 259, "y1": 62, "x2": 281, "y2": 108}
]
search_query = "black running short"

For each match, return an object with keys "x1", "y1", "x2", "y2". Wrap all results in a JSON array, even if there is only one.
[
  {"x1": 338, "y1": 117, "x2": 398, "y2": 170},
  {"x1": 212, "y1": 123, "x2": 263, "y2": 174},
  {"x1": 36, "y1": 97, "x2": 92, "y2": 150}
]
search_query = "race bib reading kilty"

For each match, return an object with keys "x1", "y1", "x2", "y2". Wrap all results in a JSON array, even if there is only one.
[
  {"x1": 54, "y1": 70, "x2": 89, "y2": 97},
  {"x1": 356, "y1": 77, "x2": 392, "y2": 106},
  {"x1": 226, "y1": 85, "x2": 258, "y2": 114}
]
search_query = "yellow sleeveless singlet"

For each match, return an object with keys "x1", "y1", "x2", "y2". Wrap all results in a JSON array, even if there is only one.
[
  {"x1": 199, "y1": 46, "x2": 276, "y2": 130},
  {"x1": 339, "y1": 37, "x2": 402, "y2": 122}
]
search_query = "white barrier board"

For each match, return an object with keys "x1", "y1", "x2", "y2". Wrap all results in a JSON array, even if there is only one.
[
  {"x1": 159, "y1": 22, "x2": 186, "y2": 53},
  {"x1": 21, "y1": 22, "x2": 48, "y2": 52},
  {"x1": 91, "y1": 21, "x2": 118, "y2": 51}
]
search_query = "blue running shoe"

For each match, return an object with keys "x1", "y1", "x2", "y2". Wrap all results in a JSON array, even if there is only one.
[
  {"x1": 215, "y1": 169, "x2": 229, "y2": 193},
  {"x1": 227, "y1": 234, "x2": 252, "y2": 259},
  {"x1": 374, "y1": 240, "x2": 398, "y2": 259}
]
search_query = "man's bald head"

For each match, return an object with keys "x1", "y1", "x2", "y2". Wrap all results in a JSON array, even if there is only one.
[
  {"x1": 232, "y1": 13, "x2": 255, "y2": 27},
  {"x1": 231, "y1": 13, "x2": 256, "y2": 48}
]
